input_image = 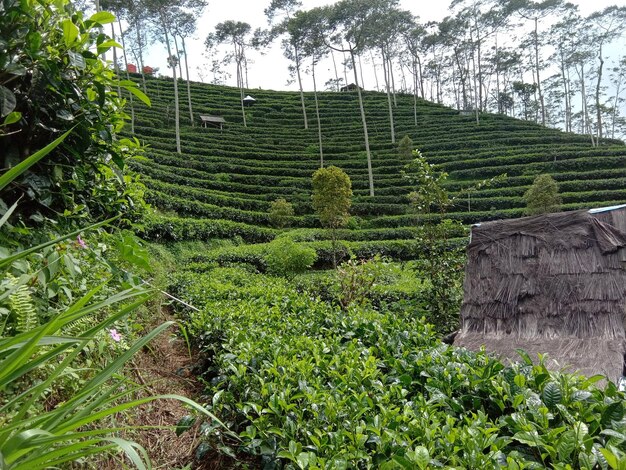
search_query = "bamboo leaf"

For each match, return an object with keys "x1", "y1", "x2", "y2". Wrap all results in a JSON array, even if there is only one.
[{"x1": 0, "y1": 128, "x2": 72, "y2": 192}]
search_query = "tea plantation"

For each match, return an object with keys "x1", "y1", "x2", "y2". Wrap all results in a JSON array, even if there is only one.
[
  {"x1": 131, "y1": 75, "x2": 626, "y2": 266},
  {"x1": 130, "y1": 77, "x2": 626, "y2": 467}
]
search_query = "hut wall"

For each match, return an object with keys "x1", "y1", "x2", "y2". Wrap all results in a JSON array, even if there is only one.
[{"x1": 459, "y1": 210, "x2": 626, "y2": 341}]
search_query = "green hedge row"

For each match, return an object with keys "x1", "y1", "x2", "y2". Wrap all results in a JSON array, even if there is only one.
[{"x1": 137, "y1": 214, "x2": 276, "y2": 243}]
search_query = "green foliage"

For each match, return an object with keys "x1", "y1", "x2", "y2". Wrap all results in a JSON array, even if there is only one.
[
  {"x1": 172, "y1": 264, "x2": 626, "y2": 468},
  {"x1": 264, "y1": 237, "x2": 317, "y2": 277},
  {"x1": 1, "y1": 0, "x2": 148, "y2": 226},
  {"x1": 311, "y1": 166, "x2": 352, "y2": 230},
  {"x1": 524, "y1": 174, "x2": 563, "y2": 215},
  {"x1": 268, "y1": 198, "x2": 294, "y2": 229},
  {"x1": 312, "y1": 166, "x2": 352, "y2": 267},
  {"x1": 336, "y1": 256, "x2": 390, "y2": 310},
  {"x1": 397, "y1": 134, "x2": 414, "y2": 160}
]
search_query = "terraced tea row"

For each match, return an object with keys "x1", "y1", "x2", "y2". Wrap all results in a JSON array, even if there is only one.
[{"x1": 130, "y1": 75, "x2": 626, "y2": 261}]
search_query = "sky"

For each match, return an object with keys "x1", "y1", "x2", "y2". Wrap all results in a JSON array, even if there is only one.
[{"x1": 141, "y1": 0, "x2": 623, "y2": 93}]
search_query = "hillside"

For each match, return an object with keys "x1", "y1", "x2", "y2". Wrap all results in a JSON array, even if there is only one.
[{"x1": 130, "y1": 75, "x2": 626, "y2": 261}]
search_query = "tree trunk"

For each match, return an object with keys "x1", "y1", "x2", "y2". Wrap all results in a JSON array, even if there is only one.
[
  {"x1": 173, "y1": 35, "x2": 183, "y2": 80},
  {"x1": 417, "y1": 55, "x2": 424, "y2": 98},
  {"x1": 578, "y1": 62, "x2": 595, "y2": 146},
  {"x1": 330, "y1": 49, "x2": 340, "y2": 87},
  {"x1": 237, "y1": 50, "x2": 247, "y2": 128},
  {"x1": 412, "y1": 58, "x2": 418, "y2": 127},
  {"x1": 342, "y1": 50, "x2": 349, "y2": 86},
  {"x1": 389, "y1": 56, "x2": 397, "y2": 107},
  {"x1": 611, "y1": 69, "x2": 623, "y2": 139},
  {"x1": 312, "y1": 58, "x2": 324, "y2": 167},
  {"x1": 566, "y1": 66, "x2": 572, "y2": 132},
  {"x1": 134, "y1": 21, "x2": 147, "y2": 93},
  {"x1": 534, "y1": 17, "x2": 546, "y2": 126},
  {"x1": 182, "y1": 37, "x2": 194, "y2": 127},
  {"x1": 294, "y1": 46, "x2": 308, "y2": 130},
  {"x1": 118, "y1": 17, "x2": 134, "y2": 134},
  {"x1": 350, "y1": 49, "x2": 374, "y2": 197},
  {"x1": 358, "y1": 54, "x2": 366, "y2": 90},
  {"x1": 595, "y1": 44, "x2": 604, "y2": 141},
  {"x1": 370, "y1": 51, "x2": 379, "y2": 91},
  {"x1": 560, "y1": 56, "x2": 569, "y2": 133},
  {"x1": 454, "y1": 48, "x2": 468, "y2": 110},
  {"x1": 162, "y1": 24, "x2": 181, "y2": 154},
  {"x1": 470, "y1": 39, "x2": 479, "y2": 124},
  {"x1": 381, "y1": 48, "x2": 395, "y2": 144}
]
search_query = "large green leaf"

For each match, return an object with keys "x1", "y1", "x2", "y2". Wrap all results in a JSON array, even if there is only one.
[
  {"x1": 88, "y1": 11, "x2": 116, "y2": 24},
  {"x1": 543, "y1": 381, "x2": 562, "y2": 408},
  {"x1": 61, "y1": 19, "x2": 79, "y2": 47}
]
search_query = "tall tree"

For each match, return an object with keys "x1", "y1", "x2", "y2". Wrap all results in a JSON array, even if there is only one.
[
  {"x1": 325, "y1": 0, "x2": 382, "y2": 197},
  {"x1": 503, "y1": 0, "x2": 564, "y2": 127},
  {"x1": 145, "y1": 0, "x2": 206, "y2": 153},
  {"x1": 171, "y1": 9, "x2": 198, "y2": 126},
  {"x1": 547, "y1": 5, "x2": 581, "y2": 133},
  {"x1": 368, "y1": 3, "x2": 414, "y2": 144},
  {"x1": 206, "y1": 21, "x2": 252, "y2": 127},
  {"x1": 586, "y1": 6, "x2": 626, "y2": 141},
  {"x1": 123, "y1": 4, "x2": 151, "y2": 92},
  {"x1": 265, "y1": 0, "x2": 309, "y2": 129},
  {"x1": 290, "y1": 7, "x2": 328, "y2": 166},
  {"x1": 402, "y1": 24, "x2": 427, "y2": 126}
]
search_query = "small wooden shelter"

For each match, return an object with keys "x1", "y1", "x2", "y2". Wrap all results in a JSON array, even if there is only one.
[
  {"x1": 455, "y1": 205, "x2": 626, "y2": 381},
  {"x1": 199, "y1": 115, "x2": 226, "y2": 130},
  {"x1": 340, "y1": 83, "x2": 363, "y2": 92}
]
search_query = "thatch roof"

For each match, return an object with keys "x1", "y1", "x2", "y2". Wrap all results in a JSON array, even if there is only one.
[{"x1": 455, "y1": 208, "x2": 626, "y2": 382}]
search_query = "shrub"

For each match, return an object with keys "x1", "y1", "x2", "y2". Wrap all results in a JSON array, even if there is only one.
[
  {"x1": 397, "y1": 135, "x2": 414, "y2": 160},
  {"x1": 336, "y1": 256, "x2": 389, "y2": 310},
  {"x1": 524, "y1": 174, "x2": 562, "y2": 215},
  {"x1": 268, "y1": 198, "x2": 294, "y2": 229},
  {"x1": 264, "y1": 237, "x2": 317, "y2": 277}
]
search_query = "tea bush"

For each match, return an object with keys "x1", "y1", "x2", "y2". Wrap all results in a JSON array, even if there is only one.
[
  {"x1": 265, "y1": 237, "x2": 317, "y2": 277},
  {"x1": 173, "y1": 266, "x2": 626, "y2": 469}
]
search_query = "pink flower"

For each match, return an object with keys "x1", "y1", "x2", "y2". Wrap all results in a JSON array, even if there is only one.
[
  {"x1": 109, "y1": 329, "x2": 122, "y2": 342},
  {"x1": 77, "y1": 235, "x2": 87, "y2": 249}
]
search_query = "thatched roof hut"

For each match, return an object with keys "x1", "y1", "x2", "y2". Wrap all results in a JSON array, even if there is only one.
[{"x1": 455, "y1": 205, "x2": 626, "y2": 382}]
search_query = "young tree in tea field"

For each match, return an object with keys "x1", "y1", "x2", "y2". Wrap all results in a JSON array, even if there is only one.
[
  {"x1": 524, "y1": 173, "x2": 562, "y2": 215},
  {"x1": 312, "y1": 166, "x2": 352, "y2": 268},
  {"x1": 397, "y1": 135, "x2": 414, "y2": 160},
  {"x1": 403, "y1": 151, "x2": 504, "y2": 332},
  {"x1": 269, "y1": 198, "x2": 294, "y2": 229}
]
